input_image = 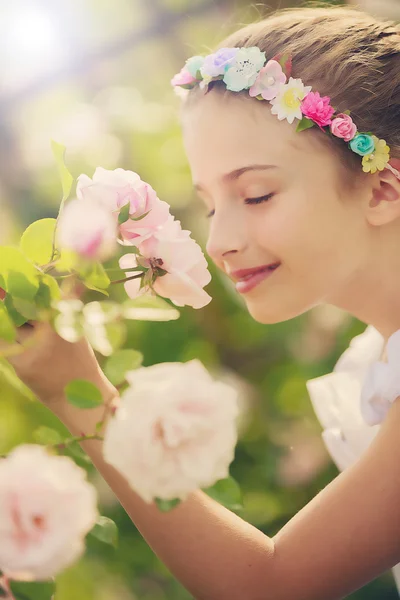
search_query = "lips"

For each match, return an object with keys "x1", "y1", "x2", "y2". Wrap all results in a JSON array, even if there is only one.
[{"x1": 230, "y1": 262, "x2": 280, "y2": 282}]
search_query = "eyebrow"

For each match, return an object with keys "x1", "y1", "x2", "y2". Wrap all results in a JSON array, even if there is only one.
[{"x1": 193, "y1": 164, "x2": 278, "y2": 192}]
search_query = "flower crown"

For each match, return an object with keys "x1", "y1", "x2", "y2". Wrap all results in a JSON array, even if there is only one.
[{"x1": 171, "y1": 47, "x2": 400, "y2": 179}]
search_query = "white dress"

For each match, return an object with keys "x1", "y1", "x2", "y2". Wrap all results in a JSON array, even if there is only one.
[{"x1": 306, "y1": 324, "x2": 400, "y2": 594}]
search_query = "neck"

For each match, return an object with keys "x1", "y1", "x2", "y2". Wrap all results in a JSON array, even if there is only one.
[{"x1": 329, "y1": 229, "x2": 400, "y2": 344}]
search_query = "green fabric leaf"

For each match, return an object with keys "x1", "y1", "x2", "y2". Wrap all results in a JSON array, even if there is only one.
[
  {"x1": 295, "y1": 117, "x2": 315, "y2": 133},
  {"x1": 203, "y1": 476, "x2": 243, "y2": 512},
  {"x1": 10, "y1": 579, "x2": 56, "y2": 600},
  {"x1": 90, "y1": 516, "x2": 118, "y2": 548},
  {"x1": 122, "y1": 297, "x2": 180, "y2": 321},
  {"x1": 65, "y1": 379, "x2": 104, "y2": 409},
  {"x1": 104, "y1": 349, "x2": 143, "y2": 385},
  {"x1": 20, "y1": 219, "x2": 57, "y2": 266}
]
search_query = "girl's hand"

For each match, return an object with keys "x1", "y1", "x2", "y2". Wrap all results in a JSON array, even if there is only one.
[{"x1": 0, "y1": 320, "x2": 116, "y2": 413}]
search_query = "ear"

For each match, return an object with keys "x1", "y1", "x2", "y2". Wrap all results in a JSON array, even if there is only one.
[{"x1": 366, "y1": 158, "x2": 400, "y2": 226}]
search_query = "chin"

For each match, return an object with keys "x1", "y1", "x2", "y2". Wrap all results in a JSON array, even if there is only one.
[{"x1": 245, "y1": 299, "x2": 312, "y2": 325}]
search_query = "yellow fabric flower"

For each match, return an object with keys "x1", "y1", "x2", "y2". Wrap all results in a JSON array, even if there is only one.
[{"x1": 362, "y1": 135, "x2": 390, "y2": 174}]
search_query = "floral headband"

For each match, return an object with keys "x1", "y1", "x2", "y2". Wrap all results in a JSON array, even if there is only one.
[{"x1": 171, "y1": 47, "x2": 400, "y2": 180}]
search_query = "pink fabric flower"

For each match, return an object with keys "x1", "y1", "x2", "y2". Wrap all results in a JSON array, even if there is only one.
[
  {"x1": 249, "y1": 60, "x2": 286, "y2": 100},
  {"x1": 300, "y1": 91, "x2": 335, "y2": 128},
  {"x1": 120, "y1": 215, "x2": 212, "y2": 309},
  {"x1": 171, "y1": 67, "x2": 197, "y2": 87},
  {"x1": 77, "y1": 167, "x2": 171, "y2": 247},
  {"x1": 330, "y1": 113, "x2": 357, "y2": 142}
]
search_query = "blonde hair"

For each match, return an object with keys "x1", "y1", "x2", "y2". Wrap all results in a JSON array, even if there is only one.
[{"x1": 185, "y1": 4, "x2": 400, "y2": 185}]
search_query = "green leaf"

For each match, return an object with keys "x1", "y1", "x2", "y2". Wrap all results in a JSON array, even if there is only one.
[
  {"x1": 0, "y1": 301, "x2": 16, "y2": 342},
  {"x1": 79, "y1": 262, "x2": 110, "y2": 295},
  {"x1": 104, "y1": 349, "x2": 143, "y2": 385},
  {"x1": 0, "y1": 247, "x2": 40, "y2": 300},
  {"x1": 35, "y1": 275, "x2": 61, "y2": 311},
  {"x1": 12, "y1": 298, "x2": 39, "y2": 320},
  {"x1": 0, "y1": 586, "x2": 7, "y2": 597},
  {"x1": 33, "y1": 426, "x2": 63, "y2": 446},
  {"x1": 10, "y1": 579, "x2": 56, "y2": 600},
  {"x1": 122, "y1": 296, "x2": 180, "y2": 321},
  {"x1": 65, "y1": 379, "x2": 104, "y2": 409},
  {"x1": 4, "y1": 295, "x2": 28, "y2": 327},
  {"x1": 118, "y1": 202, "x2": 130, "y2": 225},
  {"x1": 295, "y1": 117, "x2": 315, "y2": 133},
  {"x1": 130, "y1": 209, "x2": 151, "y2": 222},
  {"x1": 154, "y1": 497, "x2": 181, "y2": 512},
  {"x1": 20, "y1": 219, "x2": 57, "y2": 266},
  {"x1": 203, "y1": 476, "x2": 243, "y2": 512},
  {"x1": 90, "y1": 516, "x2": 118, "y2": 548},
  {"x1": 51, "y1": 140, "x2": 73, "y2": 203}
]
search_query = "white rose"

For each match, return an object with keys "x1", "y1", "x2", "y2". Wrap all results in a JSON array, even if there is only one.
[
  {"x1": 102, "y1": 360, "x2": 239, "y2": 503},
  {"x1": 0, "y1": 445, "x2": 98, "y2": 580}
]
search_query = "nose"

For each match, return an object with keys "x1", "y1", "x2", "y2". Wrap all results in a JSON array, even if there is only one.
[{"x1": 205, "y1": 205, "x2": 249, "y2": 263}]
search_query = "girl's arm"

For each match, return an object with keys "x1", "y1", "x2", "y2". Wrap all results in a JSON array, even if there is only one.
[{"x1": 58, "y1": 381, "x2": 400, "y2": 600}]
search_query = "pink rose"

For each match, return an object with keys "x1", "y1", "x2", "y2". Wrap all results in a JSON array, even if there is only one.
[
  {"x1": 171, "y1": 67, "x2": 196, "y2": 87},
  {"x1": 0, "y1": 445, "x2": 98, "y2": 580},
  {"x1": 120, "y1": 216, "x2": 212, "y2": 309},
  {"x1": 300, "y1": 91, "x2": 335, "y2": 128},
  {"x1": 102, "y1": 359, "x2": 239, "y2": 502},
  {"x1": 330, "y1": 113, "x2": 357, "y2": 142},
  {"x1": 57, "y1": 198, "x2": 117, "y2": 261},
  {"x1": 77, "y1": 168, "x2": 171, "y2": 247}
]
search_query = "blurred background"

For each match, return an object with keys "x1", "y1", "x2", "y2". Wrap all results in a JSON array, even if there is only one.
[{"x1": 1, "y1": 0, "x2": 399, "y2": 598}]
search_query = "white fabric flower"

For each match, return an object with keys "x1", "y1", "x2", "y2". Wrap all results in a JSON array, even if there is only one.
[
  {"x1": 0, "y1": 445, "x2": 98, "y2": 580},
  {"x1": 102, "y1": 360, "x2": 239, "y2": 503},
  {"x1": 223, "y1": 47, "x2": 266, "y2": 92},
  {"x1": 360, "y1": 329, "x2": 400, "y2": 425},
  {"x1": 269, "y1": 77, "x2": 312, "y2": 124}
]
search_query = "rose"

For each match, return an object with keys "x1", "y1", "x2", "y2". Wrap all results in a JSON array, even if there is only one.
[
  {"x1": 102, "y1": 360, "x2": 239, "y2": 503},
  {"x1": 300, "y1": 91, "x2": 335, "y2": 128},
  {"x1": 0, "y1": 445, "x2": 98, "y2": 580},
  {"x1": 120, "y1": 215, "x2": 212, "y2": 309},
  {"x1": 57, "y1": 198, "x2": 117, "y2": 261},
  {"x1": 76, "y1": 168, "x2": 171, "y2": 246},
  {"x1": 330, "y1": 113, "x2": 357, "y2": 142},
  {"x1": 200, "y1": 48, "x2": 239, "y2": 78},
  {"x1": 349, "y1": 133, "x2": 375, "y2": 156}
]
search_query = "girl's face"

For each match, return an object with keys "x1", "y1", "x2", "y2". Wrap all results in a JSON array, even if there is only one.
[{"x1": 182, "y1": 91, "x2": 372, "y2": 324}]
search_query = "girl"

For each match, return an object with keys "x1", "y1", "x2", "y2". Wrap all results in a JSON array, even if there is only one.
[{"x1": 4, "y1": 4, "x2": 400, "y2": 599}]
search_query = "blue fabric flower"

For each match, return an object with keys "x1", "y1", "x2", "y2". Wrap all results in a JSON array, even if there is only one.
[
  {"x1": 200, "y1": 48, "x2": 239, "y2": 78},
  {"x1": 349, "y1": 134, "x2": 375, "y2": 156},
  {"x1": 223, "y1": 47, "x2": 266, "y2": 92},
  {"x1": 186, "y1": 56, "x2": 205, "y2": 78}
]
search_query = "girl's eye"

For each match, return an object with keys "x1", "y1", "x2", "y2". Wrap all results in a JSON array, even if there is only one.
[{"x1": 206, "y1": 193, "x2": 274, "y2": 219}]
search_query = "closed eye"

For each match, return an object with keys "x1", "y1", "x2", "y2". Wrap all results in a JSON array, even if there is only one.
[{"x1": 206, "y1": 193, "x2": 274, "y2": 219}]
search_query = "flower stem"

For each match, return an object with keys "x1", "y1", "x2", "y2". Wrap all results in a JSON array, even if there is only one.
[
  {"x1": 0, "y1": 575, "x2": 17, "y2": 600},
  {"x1": 52, "y1": 433, "x2": 103, "y2": 451},
  {"x1": 110, "y1": 272, "x2": 144, "y2": 285}
]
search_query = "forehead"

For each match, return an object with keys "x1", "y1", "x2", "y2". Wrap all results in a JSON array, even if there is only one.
[{"x1": 181, "y1": 91, "x2": 307, "y2": 185}]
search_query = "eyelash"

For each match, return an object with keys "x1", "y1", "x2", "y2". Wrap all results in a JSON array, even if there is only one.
[{"x1": 206, "y1": 193, "x2": 274, "y2": 219}]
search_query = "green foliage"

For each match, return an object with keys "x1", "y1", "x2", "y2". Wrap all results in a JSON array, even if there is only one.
[
  {"x1": 0, "y1": 301, "x2": 16, "y2": 342},
  {"x1": 9, "y1": 580, "x2": 56, "y2": 600},
  {"x1": 90, "y1": 516, "x2": 118, "y2": 548},
  {"x1": 103, "y1": 349, "x2": 143, "y2": 385},
  {"x1": 51, "y1": 141, "x2": 73, "y2": 204},
  {"x1": 203, "y1": 476, "x2": 243, "y2": 512},
  {"x1": 154, "y1": 498, "x2": 181, "y2": 512},
  {"x1": 64, "y1": 379, "x2": 104, "y2": 409},
  {"x1": 20, "y1": 219, "x2": 57, "y2": 266},
  {"x1": 33, "y1": 426, "x2": 63, "y2": 446}
]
